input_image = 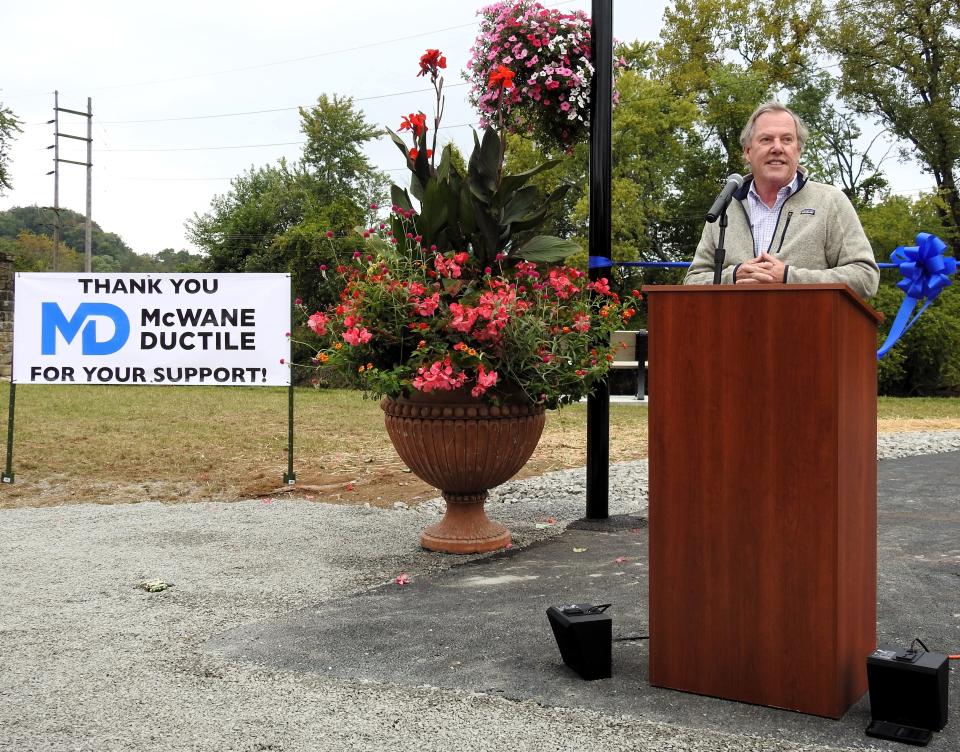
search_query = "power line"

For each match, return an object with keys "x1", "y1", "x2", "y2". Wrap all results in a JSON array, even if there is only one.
[
  {"x1": 76, "y1": 0, "x2": 578, "y2": 93},
  {"x1": 99, "y1": 122, "x2": 481, "y2": 153},
  {"x1": 87, "y1": 23, "x2": 482, "y2": 93},
  {"x1": 98, "y1": 84, "x2": 469, "y2": 125},
  {"x1": 102, "y1": 140, "x2": 306, "y2": 153},
  {"x1": 114, "y1": 176, "x2": 234, "y2": 182}
]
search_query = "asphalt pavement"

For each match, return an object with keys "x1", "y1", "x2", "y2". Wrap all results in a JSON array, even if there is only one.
[{"x1": 211, "y1": 451, "x2": 960, "y2": 751}]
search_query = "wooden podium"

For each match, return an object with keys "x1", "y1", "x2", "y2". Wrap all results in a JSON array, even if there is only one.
[{"x1": 642, "y1": 284, "x2": 881, "y2": 718}]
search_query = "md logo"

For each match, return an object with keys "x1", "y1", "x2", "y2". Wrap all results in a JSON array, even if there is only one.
[{"x1": 41, "y1": 302, "x2": 130, "y2": 355}]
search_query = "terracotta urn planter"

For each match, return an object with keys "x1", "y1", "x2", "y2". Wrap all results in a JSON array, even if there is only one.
[{"x1": 381, "y1": 390, "x2": 546, "y2": 554}]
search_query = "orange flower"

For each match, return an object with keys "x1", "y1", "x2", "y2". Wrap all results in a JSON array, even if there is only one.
[{"x1": 488, "y1": 64, "x2": 515, "y2": 90}]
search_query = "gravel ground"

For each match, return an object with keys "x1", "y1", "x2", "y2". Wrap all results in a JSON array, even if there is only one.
[{"x1": 1, "y1": 432, "x2": 958, "y2": 752}]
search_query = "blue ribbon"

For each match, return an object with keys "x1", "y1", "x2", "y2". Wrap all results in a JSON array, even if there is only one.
[{"x1": 877, "y1": 233, "x2": 956, "y2": 358}]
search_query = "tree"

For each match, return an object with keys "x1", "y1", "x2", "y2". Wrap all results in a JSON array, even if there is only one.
[
  {"x1": 300, "y1": 94, "x2": 387, "y2": 210},
  {"x1": 823, "y1": 0, "x2": 960, "y2": 242},
  {"x1": 657, "y1": 0, "x2": 825, "y2": 166},
  {"x1": 858, "y1": 192, "x2": 949, "y2": 260},
  {"x1": 153, "y1": 248, "x2": 204, "y2": 272},
  {"x1": 787, "y1": 71, "x2": 893, "y2": 207},
  {"x1": 0, "y1": 205, "x2": 170, "y2": 270},
  {"x1": 0, "y1": 102, "x2": 22, "y2": 195},
  {"x1": 188, "y1": 96, "x2": 387, "y2": 287},
  {"x1": 656, "y1": 0, "x2": 890, "y2": 205},
  {"x1": 187, "y1": 160, "x2": 308, "y2": 272},
  {"x1": 1, "y1": 230, "x2": 83, "y2": 272}
]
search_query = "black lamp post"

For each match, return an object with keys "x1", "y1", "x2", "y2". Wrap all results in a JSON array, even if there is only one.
[{"x1": 586, "y1": 0, "x2": 613, "y2": 519}]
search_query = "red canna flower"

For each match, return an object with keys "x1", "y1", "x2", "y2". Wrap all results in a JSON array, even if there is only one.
[
  {"x1": 488, "y1": 64, "x2": 516, "y2": 90},
  {"x1": 408, "y1": 148, "x2": 433, "y2": 160},
  {"x1": 399, "y1": 112, "x2": 428, "y2": 138},
  {"x1": 417, "y1": 48, "x2": 447, "y2": 78}
]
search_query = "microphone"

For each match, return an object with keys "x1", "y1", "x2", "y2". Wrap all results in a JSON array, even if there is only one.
[{"x1": 705, "y1": 174, "x2": 744, "y2": 223}]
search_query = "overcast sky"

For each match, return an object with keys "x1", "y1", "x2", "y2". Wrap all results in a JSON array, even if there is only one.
[{"x1": 0, "y1": 0, "x2": 928, "y2": 257}]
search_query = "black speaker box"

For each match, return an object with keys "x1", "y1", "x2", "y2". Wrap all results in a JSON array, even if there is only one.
[
  {"x1": 867, "y1": 646, "x2": 949, "y2": 732},
  {"x1": 546, "y1": 603, "x2": 611, "y2": 680}
]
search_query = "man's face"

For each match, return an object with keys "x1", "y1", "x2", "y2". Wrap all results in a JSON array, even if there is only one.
[{"x1": 743, "y1": 110, "x2": 801, "y2": 191}]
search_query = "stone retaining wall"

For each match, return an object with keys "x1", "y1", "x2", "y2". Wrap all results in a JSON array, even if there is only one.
[{"x1": 0, "y1": 252, "x2": 12, "y2": 380}]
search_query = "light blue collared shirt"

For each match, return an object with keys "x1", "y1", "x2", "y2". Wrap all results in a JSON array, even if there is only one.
[{"x1": 747, "y1": 173, "x2": 800, "y2": 255}]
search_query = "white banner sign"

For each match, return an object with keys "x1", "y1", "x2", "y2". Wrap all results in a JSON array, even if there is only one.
[{"x1": 12, "y1": 273, "x2": 290, "y2": 386}]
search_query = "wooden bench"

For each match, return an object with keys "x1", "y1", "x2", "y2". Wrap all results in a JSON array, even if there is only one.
[{"x1": 610, "y1": 329, "x2": 648, "y2": 400}]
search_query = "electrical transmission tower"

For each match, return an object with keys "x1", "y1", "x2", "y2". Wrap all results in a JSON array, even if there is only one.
[{"x1": 47, "y1": 90, "x2": 93, "y2": 272}]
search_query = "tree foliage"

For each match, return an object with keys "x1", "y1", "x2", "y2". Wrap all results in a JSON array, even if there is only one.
[
  {"x1": 0, "y1": 102, "x2": 21, "y2": 195},
  {"x1": 823, "y1": 0, "x2": 960, "y2": 242},
  {"x1": 187, "y1": 95, "x2": 388, "y2": 309},
  {"x1": 0, "y1": 205, "x2": 202, "y2": 271},
  {"x1": 0, "y1": 230, "x2": 83, "y2": 272}
]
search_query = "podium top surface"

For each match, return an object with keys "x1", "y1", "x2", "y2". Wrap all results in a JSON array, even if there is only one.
[{"x1": 640, "y1": 283, "x2": 883, "y2": 324}]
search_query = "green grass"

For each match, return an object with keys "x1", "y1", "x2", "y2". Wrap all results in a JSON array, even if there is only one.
[{"x1": 877, "y1": 396, "x2": 960, "y2": 420}]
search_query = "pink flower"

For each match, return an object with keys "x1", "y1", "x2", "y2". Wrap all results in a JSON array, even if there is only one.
[
  {"x1": 449, "y1": 303, "x2": 479, "y2": 333},
  {"x1": 413, "y1": 293, "x2": 440, "y2": 316},
  {"x1": 412, "y1": 357, "x2": 467, "y2": 393},
  {"x1": 471, "y1": 365, "x2": 499, "y2": 398},
  {"x1": 434, "y1": 254, "x2": 463, "y2": 279},
  {"x1": 307, "y1": 312, "x2": 330, "y2": 335},
  {"x1": 342, "y1": 326, "x2": 372, "y2": 346},
  {"x1": 589, "y1": 277, "x2": 612, "y2": 295},
  {"x1": 395, "y1": 573, "x2": 411, "y2": 586},
  {"x1": 572, "y1": 312, "x2": 590, "y2": 332},
  {"x1": 547, "y1": 268, "x2": 576, "y2": 298}
]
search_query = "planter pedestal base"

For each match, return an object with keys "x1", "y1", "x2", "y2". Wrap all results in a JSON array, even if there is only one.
[
  {"x1": 421, "y1": 492, "x2": 510, "y2": 554},
  {"x1": 381, "y1": 392, "x2": 545, "y2": 556}
]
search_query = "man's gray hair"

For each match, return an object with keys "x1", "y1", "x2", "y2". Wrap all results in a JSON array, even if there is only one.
[{"x1": 739, "y1": 101, "x2": 809, "y2": 151}]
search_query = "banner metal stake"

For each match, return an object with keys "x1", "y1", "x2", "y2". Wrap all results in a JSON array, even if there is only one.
[
  {"x1": 3, "y1": 381, "x2": 15, "y2": 484},
  {"x1": 282, "y1": 380, "x2": 296, "y2": 484}
]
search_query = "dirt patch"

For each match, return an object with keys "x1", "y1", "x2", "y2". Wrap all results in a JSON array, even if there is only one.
[{"x1": 1, "y1": 416, "x2": 952, "y2": 510}]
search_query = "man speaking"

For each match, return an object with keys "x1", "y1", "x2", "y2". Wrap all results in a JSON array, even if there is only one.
[{"x1": 684, "y1": 101, "x2": 880, "y2": 300}]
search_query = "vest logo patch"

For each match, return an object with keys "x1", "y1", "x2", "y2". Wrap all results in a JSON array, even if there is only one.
[{"x1": 800, "y1": 208, "x2": 816, "y2": 215}]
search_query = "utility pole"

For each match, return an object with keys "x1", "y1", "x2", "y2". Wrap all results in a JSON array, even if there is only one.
[
  {"x1": 46, "y1": 91, "x2": 60, "y2": 271},
  {"x1": 47, "y1": 91, "x2": 93, "y2": 272}
]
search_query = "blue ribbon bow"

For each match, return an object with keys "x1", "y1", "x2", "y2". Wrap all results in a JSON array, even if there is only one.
[{"x1": 877, "y1": 233, "x2": 957, "y2": 358}]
